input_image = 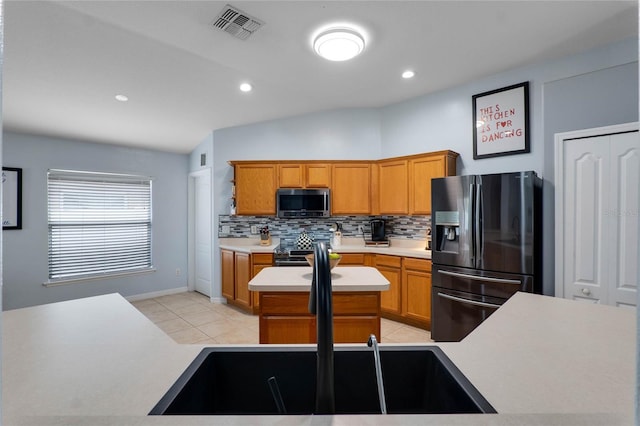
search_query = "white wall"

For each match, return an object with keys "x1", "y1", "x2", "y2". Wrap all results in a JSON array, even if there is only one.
[
  {"x1": 207, "y1": 37, "x2": 638, "y2": 299},
  {"x1": 2, "y1": 132, "x2": 190, "y2": 310}
]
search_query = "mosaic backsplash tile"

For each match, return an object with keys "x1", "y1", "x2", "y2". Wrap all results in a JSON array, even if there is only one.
[{"x1": 218, "y1": 215, "x2": 431, "y2": 240}]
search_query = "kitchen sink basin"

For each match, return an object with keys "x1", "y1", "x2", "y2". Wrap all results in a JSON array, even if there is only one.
[{"x1": 150, "y1": 345, "x2": 495, "y2": 416}]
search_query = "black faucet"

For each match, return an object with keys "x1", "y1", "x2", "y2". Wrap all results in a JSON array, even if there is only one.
[{"x1": 308, "y1": 242, "x2": 335, "y2": 414}]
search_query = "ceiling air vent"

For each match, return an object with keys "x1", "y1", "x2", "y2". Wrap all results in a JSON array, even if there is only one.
[{"x1": 212, "y1": 4, "x2": 264, "y2": 40}]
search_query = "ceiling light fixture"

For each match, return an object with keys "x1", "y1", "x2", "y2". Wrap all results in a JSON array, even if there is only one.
[
  {"x1": 114, "y1": 94, "x2": 129, "y2": 102},
  {"x1": 239, "y1": 83, "x2": 252, "y2": 92},
  {"x1": 402, "y1": 70, "x2": 415, "y2": 79},
  {"x1": 313, "y1": 27, "x2": 365, "y2": 61}
]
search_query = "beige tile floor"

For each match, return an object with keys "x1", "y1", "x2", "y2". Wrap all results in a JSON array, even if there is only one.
[{"x1": 131, "y1": 291, "x2": 432, "y2": 345}]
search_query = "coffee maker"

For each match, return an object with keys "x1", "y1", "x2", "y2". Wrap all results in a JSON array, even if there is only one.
[{"x1": 370, "y1": 219, "x2": 386, "y2": 241}]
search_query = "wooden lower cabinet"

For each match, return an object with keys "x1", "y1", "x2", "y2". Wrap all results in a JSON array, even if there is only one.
[
  {"x1": 338, "y1": 252, "x2": 370, "y2": 266},
  {"x1": 234, "y1": 252, "x2": 252, "y2": 309},
  {"x1": 221, "y1": 249, "x2": 235, "y2": 300},
  {"x1": 401, "y1": 257, "x2": 432, "y2": 329},
  {"x1": 221, "y1": 249, "x2": 273, "y2": 314},
  {"x1": 258, "y1": 292, "x2": 381, "y2": 344},
  {"x1": 367, "y1": 254, "x2": 432, "y2": 330},
  {"x1": 375, "y1": 255, "x2": 402, "y2": 315}
]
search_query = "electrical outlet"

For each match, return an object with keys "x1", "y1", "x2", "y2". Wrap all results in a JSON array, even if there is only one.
[
  {"x1": 251, "y1": 225, "x2": 258, "y2": 234},
  {"x1": 175, "y1": 268, "x2": 181, "y2": 276}
]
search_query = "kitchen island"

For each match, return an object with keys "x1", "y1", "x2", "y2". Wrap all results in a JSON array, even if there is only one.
[
  {"x1": 2, "y1": 292, "x2": 635, "y2": 425},
  {"x1": 248, "y1": 266, "x2": 390, "y2": 344}
]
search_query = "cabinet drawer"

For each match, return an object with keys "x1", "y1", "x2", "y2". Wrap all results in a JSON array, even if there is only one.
[
  {"x1": 333, "y1": 293, "x2": 379, "y2": 314},
  {"x1": 375, "y1": 254, "x2": 401, "y2": 268},
  {"x1": 252, "y1": 253, "x2": 273, "y2": 265},
  {"x1": 260, "y1": 292, "x2": 379, "y2": 315},
  {"x1": 339, "y1": 253, "x2": 366, "y2": 265},
  {"x1": 403, "y1": 257, "x2": 431, "y2": 272},
  {"x1": 260, "y1": 293, "x2": 309, "y2": 314}
]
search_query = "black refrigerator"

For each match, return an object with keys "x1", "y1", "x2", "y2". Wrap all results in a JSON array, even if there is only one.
[{"x1": 430, "y1": 171, "x2": 542, "y2": 342}]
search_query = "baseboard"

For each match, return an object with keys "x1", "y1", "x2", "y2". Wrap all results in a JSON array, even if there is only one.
[{"x1": 125, "y1": 286, "x2": 189, "y2": 302}]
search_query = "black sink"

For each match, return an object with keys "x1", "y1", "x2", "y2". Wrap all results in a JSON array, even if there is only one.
[{"x1": 150, "y1": 346, "x2": 495, "y2": 415}]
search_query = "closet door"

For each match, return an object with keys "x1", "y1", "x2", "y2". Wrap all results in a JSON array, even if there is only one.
[
  {"x1": 562, "y1": 135, "x2": 609, "y2": 303},
  {"x1": 608, "y1": 132, "x2": 640, "y2": 308},
  {"x1": 556, "y1": 123, "x2": 639, "y2": 307}
]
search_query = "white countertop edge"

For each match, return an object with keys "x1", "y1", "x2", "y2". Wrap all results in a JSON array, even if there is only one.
[
  {"x1": 219, "y1": 237, "x2": 431, "y2": 259},
  {"x1": 248, "y1": 266, "x2": 390, "y2": 292}
]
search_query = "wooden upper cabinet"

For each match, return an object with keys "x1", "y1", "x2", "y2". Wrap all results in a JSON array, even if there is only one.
[
  {"x1": 331, "y1": 163, "x2": 371, "y2": 215},
  {"x1": 378, "y1": 159, "x2": 409, "y2": 215},
  {"x1": 234, "y1": 163, "x2": 277, "y2": 215},
  {"x1": 409, "y1": 151, "x2": 458, "y2": 215},
  {"x1": 278, "y1": 164, "x2": 304, "y2": 188},
  {"x1": 305, "y1": 163, "x2": 331, "y2": 188},
  {"x1": 278, "y1": 163, "x2": 331, "y2": 188}
]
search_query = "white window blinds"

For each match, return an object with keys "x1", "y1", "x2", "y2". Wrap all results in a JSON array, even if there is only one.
[{"x1": 47, "y1": 169, "x2": 152, "y2": 281}]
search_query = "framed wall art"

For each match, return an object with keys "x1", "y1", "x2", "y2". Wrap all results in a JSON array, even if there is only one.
[
  {"x1": 3, "y1": 167, "x2": 23, "y2": 230},
  {"x1": 473, "y1": 82, "x2": 529, "y2": 159}
]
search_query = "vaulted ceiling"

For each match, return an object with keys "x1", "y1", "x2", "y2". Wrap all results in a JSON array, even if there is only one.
[{"x1": 3, "y1": 1, "x2": 637, "y2": 153}]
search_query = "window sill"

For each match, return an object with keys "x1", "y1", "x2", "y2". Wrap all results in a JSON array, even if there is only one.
[{"x1": 43, "y1": 267, "x2": 157, "y2": 287}]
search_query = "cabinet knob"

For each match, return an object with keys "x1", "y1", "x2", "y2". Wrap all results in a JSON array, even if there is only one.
[{"x1": 581, "y1": 288, "x2": 591, "y2": 296}]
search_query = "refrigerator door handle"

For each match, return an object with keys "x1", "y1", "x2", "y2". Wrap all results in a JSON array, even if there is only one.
[
  {"x1": 474, "y1": 182, "x2": 482, "y2": 268},
  {"x1": 437, "y1": 292, "x2": 502, "y2": 309},
  {"x1": 469, "y1": 182, "x2": 476, "y2": 265},
  {"x1": 437, "y1": 269, "x2": 522, "y2": 285}
]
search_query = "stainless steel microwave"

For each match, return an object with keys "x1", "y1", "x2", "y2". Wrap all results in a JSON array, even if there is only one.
[{"x1": 276, "y1": 188, "x2": 330, "y2": 218}]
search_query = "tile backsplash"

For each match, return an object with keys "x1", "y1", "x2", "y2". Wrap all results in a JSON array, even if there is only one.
[{"x1": 218, "y1": 215, "x2": 431, "y2": 240}]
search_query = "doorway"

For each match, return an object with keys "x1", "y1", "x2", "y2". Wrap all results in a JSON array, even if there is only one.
[{"x1": 188, "y1": 169, "x2": 212, "y2": 297}]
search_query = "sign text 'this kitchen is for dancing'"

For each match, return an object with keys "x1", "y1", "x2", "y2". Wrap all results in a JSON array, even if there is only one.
[{"x1": 472, "y1": 82, "x2": 529, "y2": 160}]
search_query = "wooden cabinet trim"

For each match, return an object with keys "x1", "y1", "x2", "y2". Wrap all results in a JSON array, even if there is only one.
[
  {"x1": 403, "y1": 257, "x2": 432, "y2": 272},
  {"x1": 252, "y1": 253, "x2": 274, "y2": 265}
]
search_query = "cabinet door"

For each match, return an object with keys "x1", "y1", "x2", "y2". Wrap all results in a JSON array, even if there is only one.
[
  {"x1": 409, "y1": 155, "x2": 445, "y2": 215},
  {"x1": 339, "y1": 253, "x2": 367, "y2": 266},
  {"x1": 251, "y1": 254, "x2": 273, "y2": 310},
  {"x1": 278, "y1": 164, "x2": 304, "y2": 188},
  {"x1": 221, "y1": 249, "x2": 235, "y2": 300},
  {"x1": 234, "y1": 252, "x2": 252, "y2": 308},
  {"x1": 331, "y1": 164, "x2": 371, "y2": 214},
  {"x1": 378, "y1": 160, "x2": 409, "y2": 214},
  {"x1": 235, "y1": 164, "x2": 277, "y2": 215},
  {"x1": 378, "y1": 266, "x2": 402, "y2": 315},
  {"x1": 402, "y1": 258, "x2": 432, "y2": 328},
  {"x1": 375, "y1": 255, "x2": 402, "y2": 315},
  {"x1": 260, "y1": 316, "x2": 316, "y2": 344},
  {"x1": 306, "y1": 163, "x2": 331, "y2": 188}
]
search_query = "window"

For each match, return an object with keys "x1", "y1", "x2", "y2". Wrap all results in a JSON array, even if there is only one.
[{"x1": 47, "y1": 169, "x2": 152, "y2": 282}]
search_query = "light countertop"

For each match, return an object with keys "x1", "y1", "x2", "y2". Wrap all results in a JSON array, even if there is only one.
[
  {"x1": 2, "y1": 292, "x2": 635, "y2": 425},
  {"x1": 219, "y1": 237, "x2": 432, "y2": 259},
  {"x1": 248, "y1": 266, "x2": 390, "y2": 292}
]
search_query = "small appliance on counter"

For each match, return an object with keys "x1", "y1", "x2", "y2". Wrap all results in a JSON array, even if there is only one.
[{"x1": 365, "y1": 219, "x2": 389, "y2": 247}]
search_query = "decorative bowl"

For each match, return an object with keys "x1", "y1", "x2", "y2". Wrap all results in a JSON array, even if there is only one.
[{"x1": 305, "y1": 254, "x2": 342, "y2": 270}]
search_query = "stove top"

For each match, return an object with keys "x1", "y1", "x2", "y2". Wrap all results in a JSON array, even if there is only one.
[{"x1": 273, "y1": 239, "x2": 331, "y2": 266}]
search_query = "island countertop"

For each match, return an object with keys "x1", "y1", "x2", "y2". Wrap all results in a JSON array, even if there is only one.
[
  {"x1": 2, "y1": 292, "x2": 635, "y2": 425},
  {"x1": 248, "y1": 266, "x2": 390, "y2": 292}
]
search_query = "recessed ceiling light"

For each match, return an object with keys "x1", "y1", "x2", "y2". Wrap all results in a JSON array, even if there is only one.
[
  {"x1": 313, "y1": 27, "x2": 365, "y2": 61},
  {"x1": 239, "y1": 83, "x2": 252, "y2": 92},
  {"x1": 402, "y1": 70, "x2": 415, "y2": 79},
  {"x1": 114, "y1": 94, "x2": 129, "y2": 102}
]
